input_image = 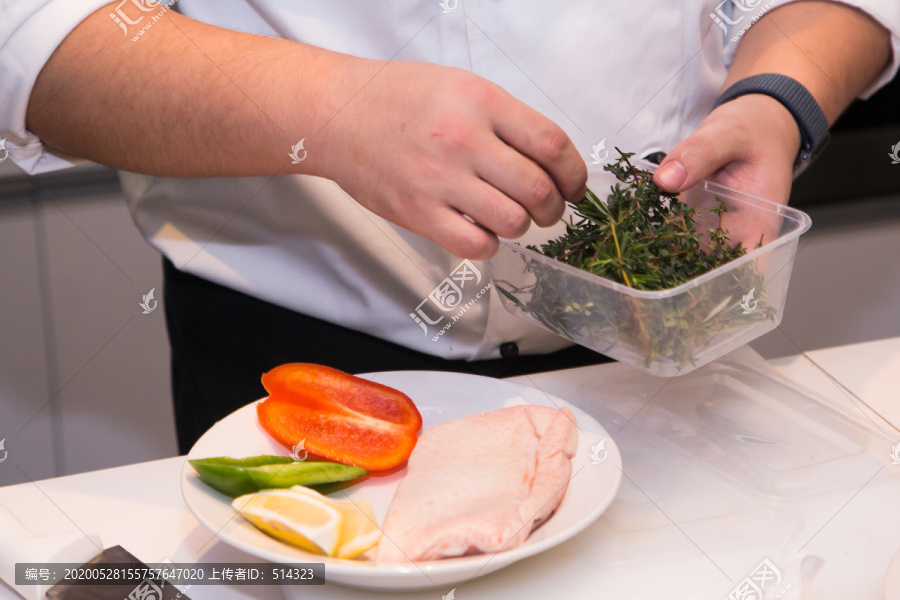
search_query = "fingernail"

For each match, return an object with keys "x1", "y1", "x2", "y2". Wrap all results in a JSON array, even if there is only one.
[{"x1": 655, "y1": 160, "x2": 687, "y2": 190}]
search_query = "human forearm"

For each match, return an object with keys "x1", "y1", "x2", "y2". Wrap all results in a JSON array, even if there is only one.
[
  {"x1": 26, "y1": 2, "x2": 360, "y2": 177},
  {"x1": 725, "y1": 0, "x2": 891, "y2": 124},
  {"x1": 27, "y1": 3, "x2": 587, "y2": 259},
  {"x1": 654, "y1": 1, "x2": 892, "y2": 204}
]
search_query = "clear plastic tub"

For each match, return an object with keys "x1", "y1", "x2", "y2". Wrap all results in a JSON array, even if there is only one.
[{"x1": 485, "y1": 178, "x2": 812, "y2": 376}]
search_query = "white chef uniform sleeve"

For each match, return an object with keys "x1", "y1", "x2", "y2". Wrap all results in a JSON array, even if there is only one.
[
  {"x1": 1, "y1": 0, "x2": 114, "y2": 175},
  {"x1": 723, "y1": 0, "x2": 900, "y2": 99}
]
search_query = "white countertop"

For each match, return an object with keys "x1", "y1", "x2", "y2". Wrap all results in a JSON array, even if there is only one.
[{"x1": 1, "y1": 340, "x2": 898, "y2": 600}]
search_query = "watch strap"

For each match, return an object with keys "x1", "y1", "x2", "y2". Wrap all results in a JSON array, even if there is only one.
[{"x1": 711, "y1": 73, "x2": 830, "y2": 174}]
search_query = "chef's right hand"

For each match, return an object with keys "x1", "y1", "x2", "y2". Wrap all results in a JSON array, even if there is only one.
[
  {"x1": 24, "y1": 5, "x2": 582, "y2": 262},
  {"x1": 309, "y1": 59, "x2": 587, "y2": 260}
]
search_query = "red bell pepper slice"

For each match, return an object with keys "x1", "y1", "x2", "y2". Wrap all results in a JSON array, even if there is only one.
[{"x1": 257, "y1": 364, "x2": 422, "y2": 471}]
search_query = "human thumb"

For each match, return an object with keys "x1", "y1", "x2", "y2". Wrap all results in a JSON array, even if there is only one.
[{"x1": 653, "y1": 120, "x2": 740, "y2": 193}]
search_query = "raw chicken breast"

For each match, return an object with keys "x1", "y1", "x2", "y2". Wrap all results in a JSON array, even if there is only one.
[{"x1": 376, "y1": 405, "x2": 578, "y2": 563}]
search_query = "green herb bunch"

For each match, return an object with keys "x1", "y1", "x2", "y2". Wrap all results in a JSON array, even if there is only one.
[
  {"x1": 496, "y1": 150, "x2": 776, "y2": 370},
  {"x1": 535, "y1": 151, "x2": 750, "y2": 289}
]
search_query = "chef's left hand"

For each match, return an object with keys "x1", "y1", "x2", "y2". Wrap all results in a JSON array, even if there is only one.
[
  {"x1": 651, "y1": 94, "x2": 801, "y2": 247},
  {"x1": 652, "y1": 93, "x2": 800, "y2": 207},
  {"x1": 651, "y1": 0, "x2": 890, "y2": 216}
]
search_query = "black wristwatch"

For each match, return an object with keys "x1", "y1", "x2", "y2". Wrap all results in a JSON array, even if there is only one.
[{"x1": 710, "y1": 73, "x2": 830, "y2": 177}]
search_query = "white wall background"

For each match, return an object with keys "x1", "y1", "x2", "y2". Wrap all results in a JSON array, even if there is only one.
[{"x1": 1, "y1": 163, "x2": 899, "y2": 486}]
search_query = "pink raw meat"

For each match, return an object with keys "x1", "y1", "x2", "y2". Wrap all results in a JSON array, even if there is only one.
[{"x1": 376, "y1": 405, "x2": 578, "y2": 563}]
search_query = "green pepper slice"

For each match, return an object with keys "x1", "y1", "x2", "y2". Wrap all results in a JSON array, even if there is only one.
[{"x1": 188, "y1": 456, "x2": 367, "y2": 497}]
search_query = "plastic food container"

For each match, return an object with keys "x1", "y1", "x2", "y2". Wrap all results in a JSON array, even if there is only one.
[{"x1": 485, "y1": 178, "x2": 812, "y2": 377}]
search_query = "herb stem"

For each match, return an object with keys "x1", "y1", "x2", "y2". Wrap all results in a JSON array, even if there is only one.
[{"x1": 608, "y1": 214, "x2": 632, "y2": 288}]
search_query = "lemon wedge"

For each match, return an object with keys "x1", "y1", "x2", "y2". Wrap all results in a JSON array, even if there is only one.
[
  {"x1": 288, "y1": 486, "x2": 382, "y2": 559},
  {"x1": 232, "y1": 486, "x2": 381, "y2": 559},
  {"x1": 232, "y1": 488, "x2": 343, "y2": 555}
]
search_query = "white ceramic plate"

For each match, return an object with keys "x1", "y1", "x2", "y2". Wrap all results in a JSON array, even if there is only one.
[{"x1": 181, "y1": 371, "x2": 622, "y2": 591}]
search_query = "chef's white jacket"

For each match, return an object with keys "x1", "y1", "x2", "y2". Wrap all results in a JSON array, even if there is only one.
[{"x1": 3, "y1": 0, "x2": 899, "y2": 359}]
